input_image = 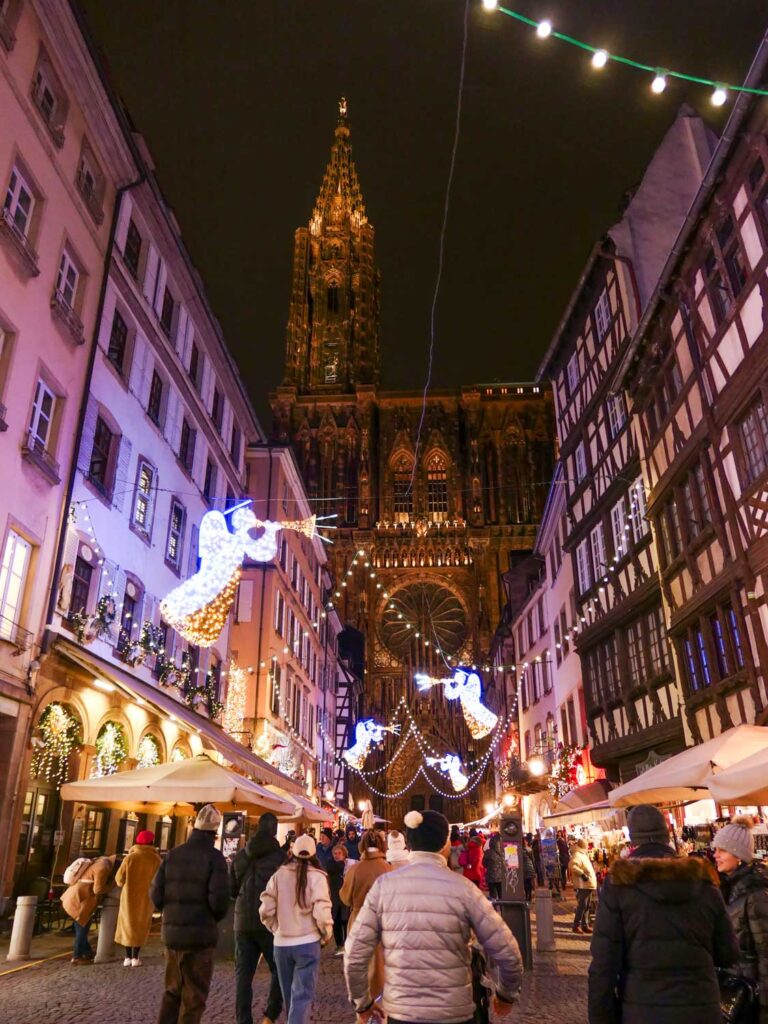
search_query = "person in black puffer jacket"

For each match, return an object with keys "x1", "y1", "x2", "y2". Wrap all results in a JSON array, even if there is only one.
[
  {"x1": 151, "y1": 804, "x2": 230, "y2": 1024},
  {"x1": 713, "y1": 815, "x2": 768, "y2": 1023},
  {"x1": 588, "y1": 804, "x2": 738, "y2": 1024},
  {"x1": 483, "y1": 834, "x2": 505, "y2": 901},
  {"x1": 231, "y1": 813, "x2": 285, "y2": 1024}
]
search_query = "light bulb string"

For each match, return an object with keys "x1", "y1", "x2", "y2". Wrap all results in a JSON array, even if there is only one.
[{"x1": 496, "y1": 6, "x2": 768, "y2": 97}]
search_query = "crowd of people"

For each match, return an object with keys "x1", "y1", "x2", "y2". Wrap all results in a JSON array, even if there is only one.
[{"x1": 54, "y1": 800, "x2": 768, "y2": 1024}]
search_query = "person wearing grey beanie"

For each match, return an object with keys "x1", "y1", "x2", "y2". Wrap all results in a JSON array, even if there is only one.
[
  {"x1": 713, "y1": 816, "x2": 768, "y2": 1022},
  {"x1": 588, "y1": 802, "x2": 738, "y2": 1023}
]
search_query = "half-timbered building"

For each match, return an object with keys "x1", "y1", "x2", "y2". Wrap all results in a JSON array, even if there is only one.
[
  {"x1": 618, "y1": 43, "x2": 768, "y2": 746},
  {"x1": 538, "y1": 107, "x2": 717, "y2": 782}
]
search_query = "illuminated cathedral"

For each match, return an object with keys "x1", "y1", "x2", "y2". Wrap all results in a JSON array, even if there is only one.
[{"x1": 271, "y1": 100, "x2": 554, "y2": 821}]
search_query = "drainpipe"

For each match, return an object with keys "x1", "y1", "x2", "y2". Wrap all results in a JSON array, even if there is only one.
[
  {"x1": 253, "y1": 446, "x2": 274, "y2": 742},
  {"x1": 43, "y1": 174, "x2": 146, "y2": 639}
]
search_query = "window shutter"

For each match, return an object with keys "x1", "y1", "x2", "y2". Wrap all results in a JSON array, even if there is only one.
[
  {"x1": 154, "y1": 260, "x2": 167, "y2": 316},
  {"x1": 147, "y1": 467, "x2": 158, "y2": 533},
  {"x1": 128, "y1": 334, "x2": 147, "y2": 396},
  {"x1": 98, "y1": 558, "x2": 118, "y2": 602},
  {"x1": 114, "y1": 194, "x2": 133, "y2": 252},
  {"x1": 176, "y1": 305, "x2": 188, "y2": 354},
  {"x1": 112, "y1": 435, "x2": 133, "y2": 512},
  {"x1": 187, "y1": 523, "x2": 199, "y2": 580},
  {"x1": 143, "y1": 245, "x2": 159, "y2": 305},
  {"x1": 165, "y1": 390, "x2": 179, "y2": 447},
  {"x1": 112, "y1": 568, "x2": 127, "y2": 623},
  {"x1": 237, "y1": 580, "x2": 253, "y2": 623},
  {"x1": 76, "y1": 398, "x2": 99, "y2": 476}
]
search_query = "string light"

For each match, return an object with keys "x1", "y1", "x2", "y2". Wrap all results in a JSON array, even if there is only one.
[
  {"x1": 651, "y1": 73, "x2": 667, "y2": 94},
  {"x1": 222, "y1": 661, "x2": 248, "y2": 738},
  {"x1": 136, "y1": 733, "x2": 160, "y2": 769},
  {"x1": 490, "y1": 6, "x2": 768, "y2": 101},
  {"x1": 92, "y1": 721, "x2": 127, "y2": 777},
  {"x1": 30, "y1": 703, "x2": 81, "y2": 788}
]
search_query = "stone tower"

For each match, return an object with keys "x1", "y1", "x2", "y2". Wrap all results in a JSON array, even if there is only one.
[
  {"x1": 272, "y1": 101, "x2": 555, "y2": 823},
  {"x1": 284, "y1": 98, "x2": 380, "y2": 394}
]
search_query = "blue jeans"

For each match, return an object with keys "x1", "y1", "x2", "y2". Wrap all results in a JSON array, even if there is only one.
[
  {"x1": 73, "y1": 921, "x2": 92, "y2": 959},
  {"x1": 273, "y1": 941, "x2": 321, "y2": 1024}
]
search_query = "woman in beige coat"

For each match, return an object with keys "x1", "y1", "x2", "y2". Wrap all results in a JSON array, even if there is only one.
[
  {"x1": 115, "y1": 830, "x2": 161, "y2": 966},
  {"x1": 61, "y1": 854, "x2": 117, "y2": 964},
  {"x1": 340, "y1": 830, "x2": 391, "y2": 1001}
]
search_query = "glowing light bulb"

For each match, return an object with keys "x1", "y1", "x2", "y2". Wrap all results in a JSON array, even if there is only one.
[
  {"x1": 481, "y1": 0, "x2": 498, "y2": 10},
  {"x1": 591, "y1": 49, "x2": 608, "y2": 69},
  {"x1": 711, "y1": 86, "x2": 727, "y2": 107},
  {"x1": 536, "y1": 19, "x2": 552, "y2": 38},
  {"x1": 651, "y1": 73, "x2": 667, "y2": 94}
]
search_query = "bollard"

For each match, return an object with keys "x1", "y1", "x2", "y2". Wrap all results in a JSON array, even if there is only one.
[
  {"x1": 6, "y1": 895, "x2": 38, "y2": 962},
  {"x1": 94, "y1": 891, "x2": 121, "y2": 963},
  {"x1": 534, "y1": 886, "x2": 556, "y2": 952}
]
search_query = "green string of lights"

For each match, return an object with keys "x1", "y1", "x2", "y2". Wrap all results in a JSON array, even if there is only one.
[{"x1": 484, "y1": 3, "x2": 768, "y2": 103}]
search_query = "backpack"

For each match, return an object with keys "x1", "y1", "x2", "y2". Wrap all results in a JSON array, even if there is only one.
[{"x1": 64, "y1": 857, "x2": 92, "y2": 885}]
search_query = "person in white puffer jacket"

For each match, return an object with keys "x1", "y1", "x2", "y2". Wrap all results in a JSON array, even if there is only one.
[
  {"x1": 344, "y1": 809, "x2": 523, "y2": 1024},
  {"x1": 568, "y1": 838, "x2": 597, "y2": 935}
]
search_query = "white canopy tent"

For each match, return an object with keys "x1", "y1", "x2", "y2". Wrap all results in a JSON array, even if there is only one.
[
  {"x1": 60, "y1": 754, "x2": 296, "y2": 817},
  {"x1": 707, "y1": 745, "x2": 768, "y2": 806},
  {"x1": 609, "y1": 726, "x2": 768, "y2": 808},
  {"x1": 542, "y1": 780, "x2": 624, "y2": 829},
  {"x1": 265, "y1": 784, "x2": 329, "y2": 824}
]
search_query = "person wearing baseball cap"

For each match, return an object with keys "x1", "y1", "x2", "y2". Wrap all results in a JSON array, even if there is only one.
[
  {"x1": 151, "y1": 804, "x2": 229, "y2": 1024},
  {"x1": 344, "y1": 809, "x2": 522, "y2": 1023},
  {"x1": 260, "y1": 833, "x2": 333, "y2": 1024},
  {"x1": 588, "y1": 804, "x2": 738, "y2": 1024}
]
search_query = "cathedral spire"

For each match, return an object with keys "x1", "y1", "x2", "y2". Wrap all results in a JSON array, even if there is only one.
[
  {"x1": 283, "y1": 99, "x2": 380, "y2": 394},
  {"x1": 311, "y1": 97, "x2": 367, "y2": 233}
]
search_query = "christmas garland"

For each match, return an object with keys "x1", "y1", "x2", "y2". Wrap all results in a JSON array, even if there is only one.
[
  {"x1": 31, "y1": 703, "x2": 81, "y2": 788},
  {"x1": 93, "y1": 721, "x2": 127, "y2": 777}
]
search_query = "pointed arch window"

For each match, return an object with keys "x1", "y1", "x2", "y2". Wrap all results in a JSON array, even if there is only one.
[
  {"x1": 392, "y1": 455, "x2": 413, "y2": 524},
  {"x1": 426, "y1": 453, "x2": 449, "y2": 522},
  {"x1": 327, "y1": 285, "x2": 340, "y2": 313}
]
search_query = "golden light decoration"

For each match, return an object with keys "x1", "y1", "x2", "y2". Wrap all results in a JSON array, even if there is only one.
[
  {"x1": 92, "y1": 721, "x2": 127, "y2": 777},
  {"x1": 31, "y1": 703, "x2": 80, "y2": 788},
  {"x1": 160, "y1": 505, "x2": 326, "y2": 648},
  {"x1": 414, "y1": 669, "x2": 498, "y2": 739},
  {"x1": 222, "y1": 661, "x2": 247, "y2": 739},
  {"x1": 425, "y1": 754, "x2": 468, "y2": 792},
  {"x1": 136, "y1": 733, "x2": 160, "y2": 770}
]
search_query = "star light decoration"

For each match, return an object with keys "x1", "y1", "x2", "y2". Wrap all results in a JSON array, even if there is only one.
[
  {"x1": 160, "y1": 502, "x2": 334, "y2": 648},
  {"x1": 342, "y1": 719, "x2": 401, "y2": 771},
  {"x1": 414, "y1": 668, "x2": 498, "y2": 739}
]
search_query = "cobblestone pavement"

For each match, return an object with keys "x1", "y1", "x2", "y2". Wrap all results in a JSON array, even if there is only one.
[{"x1": 0, "y1": 898, "x2": 587, "y2": 1024}]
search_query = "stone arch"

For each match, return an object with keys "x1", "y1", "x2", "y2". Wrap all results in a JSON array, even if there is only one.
[{"x1": 93, "y1": 708, "x2": 134, "y2": 758}]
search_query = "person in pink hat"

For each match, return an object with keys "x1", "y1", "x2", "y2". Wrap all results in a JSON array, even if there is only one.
[{"x1": 115, "y1": 829, "x2": 161, "y2": 966}]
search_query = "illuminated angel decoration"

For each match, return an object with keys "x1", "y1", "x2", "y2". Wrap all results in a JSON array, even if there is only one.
[
  {"x1": 426, "y1": 754, "x2": 468, "y2": 792},
  {"x1": 160, "y1": 502, "x2": 333, "y2": 648},
  {"x1": 415, "y1": 669, "x2": 498, "y2": 739},
  {"x1": 342, "y1": 719, "x2": 400, "y2": 771}
]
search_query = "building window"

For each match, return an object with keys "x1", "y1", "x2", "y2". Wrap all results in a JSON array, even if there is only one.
[
  {"x1": 70, "y1": 555, "x2": 93, "y2": 616},
  {"x1": 630, "y1": 479, "x2": 649, "y2": 541},
  {"x1": 590, "y1": 523, "x2": 606, "y2": 580},
  {"x1": 576, "y1": 539, "x2": 591, "y2": 595},
  {"x1": 717, "y1": 216, "x2": 748, "y2": 300},
  {"x1": 160, "y1": 287, "x2": 174, "y2": 337},
  {"x1": 426, "y1": 454, "x2": 449, "y2": 522},
  {"x1": 88, "y1": 417, "x2": 114, "y2": 492},
  {"x1": 123, "y1": 220, "x2": 142, "y2": 278},
  {"x1": 211, "y1": 388, "x2": 223, "y2": 433},
  {"x1": 28, "y1": 379, "x2": 55, "y2": 452},
  {"x1": 327, "y1": 285, "x2": 339, "y2": 313},
  {"x1": 575, "y1": 443, "x2": 587, "y2": 483},
  {"x1": 31, "y1": 52, "x2": 66, "y2": 138},
  {"x1": 393, "y1": 456, "x2": 413, "y2": 523},
  {"x1": 739, "y1": 397, "x2": 768, "y2": 485},
  {"x1": 0, "y1": 529, "x2": 31, "y2": 640},
  {"x1": 76, "y1": 144, "x2": 104, "y2": 215},
  {"x1": 594, "y1": 288, "x2": 611, "y2": 339},
  {"x1": 203, "y1": 460, "x2": 216, "y2": 503},
  {"x1": 132, "y1": 461, "x2": 155, "y2": 533},
  {"x1": 627, "y1": 619, "x2": 645, "y2": 682},
  {"x1": 179, "y1": 418, "x2": 195, "y2": 473},
  {"x1": 703, "y1": 247, "x2": 732, "y2": 327},
  {"x1": 567, "y1": 353, "x2": 579, "y2": 395},
  {"x1": 4, "y1": 165, "x2": 35, "y2": 237},
  {"x1": 55, "y1": 249, "x2": 79, "y2": 309},
  {"x1": 610, "y1": 497, "x2": 626, "y2": 560},
  {"x1": 121, "y1": 589, "x2": 137, "y2": 638},
  {"x1": 567, "y1": 697, "x2": 578, "y2": 747},
  {"x1": 147, "y1": 370, "x2": 163, "y2": 426},
  {"x1": 188, "y1": 342, "x2": 201, "y2": 390},
  {"x1": 107, "y1": 309, "x2": 128, "y2": 375},
  {"x1": 166, "y1": 501, "x2": 185, "y2": 568},
  {"x1": 647, "y1": 607, "x2": 666, "y2": 674},
  {"x1": 230, "y1": 424, "x2": 241, "y2": 464},
  {"x1": 659, "y1": 497, "x2": 683, "y2": 564},
  {"x1": 607, "y1": 393, "x2": 626, "y2": 439}
]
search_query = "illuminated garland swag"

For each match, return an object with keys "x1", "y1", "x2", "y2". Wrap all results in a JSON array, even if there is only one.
[{"x1": 31, "y1": 703, "x2": 81, "y2": 788}]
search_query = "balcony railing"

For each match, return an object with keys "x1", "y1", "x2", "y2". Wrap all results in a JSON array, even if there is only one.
[
  {"x1": 50, "y1": 290, "x2": 85, "y2": 345},
  {"x1": 0, "y1": 613, "x2": 33, "y2": 654}
]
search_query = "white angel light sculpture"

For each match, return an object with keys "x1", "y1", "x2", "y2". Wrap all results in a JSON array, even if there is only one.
[
  {"x1": 426, "y1": 753, "x2": 469, "y2": 792},
  {"x1": 415, "y1": 668, "x2": 498, "y2": 739},
  {"x1": 342, "y1": 719, "x2": 400, "y2": 771},
  {"x1": 160, "y1": 503, "x2": 322, "y2": 647}
]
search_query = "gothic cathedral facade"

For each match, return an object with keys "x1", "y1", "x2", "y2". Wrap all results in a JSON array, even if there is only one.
[{"x1": 271, "y1": 102, "x2": 555, "y2": 821}]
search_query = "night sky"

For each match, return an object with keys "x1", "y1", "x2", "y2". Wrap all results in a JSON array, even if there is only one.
[{"x1": 78, "y1": 1, "x2": 767, "y2": 426}]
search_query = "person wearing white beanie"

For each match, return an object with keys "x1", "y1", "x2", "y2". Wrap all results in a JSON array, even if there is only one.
[
  {"x1": 713, "y1": 815, "x2": 768, "y2": 1022},
  {"x1": 386, "y1": 830, "x2": 410, "y2": 868}
]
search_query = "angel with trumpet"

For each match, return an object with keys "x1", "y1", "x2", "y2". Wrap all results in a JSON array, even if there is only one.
[
  {"x1": 342, "y1": 719, "x2": 401, "y2": 771},
  {"x1": 414, "y1": 668, "x2": 498, "y2": 739},
  {"x1": 425, "y1": 753, "x2": 469, "y2": 792}
]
